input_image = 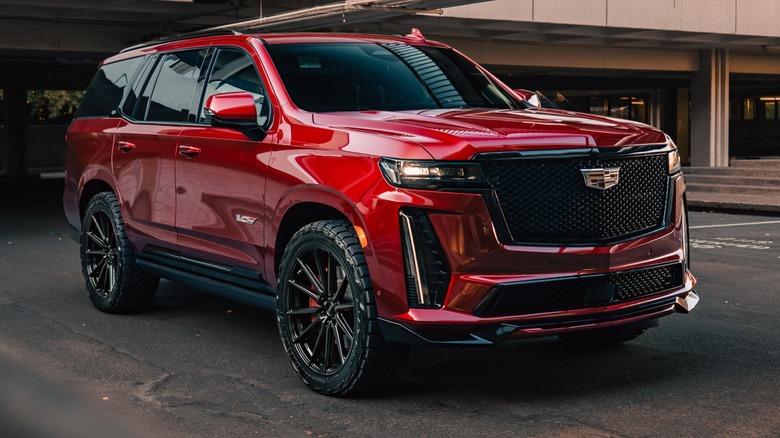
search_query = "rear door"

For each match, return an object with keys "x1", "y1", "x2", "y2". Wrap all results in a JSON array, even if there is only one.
[{"x1": 112, "y1": 49, "x2": 207, "y2": 252}]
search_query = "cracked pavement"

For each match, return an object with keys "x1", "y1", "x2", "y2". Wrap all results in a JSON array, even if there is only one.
[{"x1": 1, "y1": 179, "x2": 779, "y2": 437}]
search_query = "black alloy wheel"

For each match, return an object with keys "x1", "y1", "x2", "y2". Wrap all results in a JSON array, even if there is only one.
[
  {"x1": 83, "y1": 207, "x2": 120, "y2": 298},
  {"x1": 277, "y1": 220, "x2": 407, "y2": 396},
  {"x1": 285, "y1": 239, "x2": 356, "y2": 376},
  {"x1": 81, "y1": 192, "x2": 158, "y2": 313}
]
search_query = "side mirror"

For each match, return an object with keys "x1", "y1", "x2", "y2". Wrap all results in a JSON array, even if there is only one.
[
  {"x1": 513, "y1": 89, "x2": 541, "y2": 108},
  {"x1": 204, "y1": 92, "x2": 267, "y2": 140}
]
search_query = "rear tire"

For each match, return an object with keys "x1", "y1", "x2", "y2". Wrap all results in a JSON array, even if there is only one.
[
  {"x1": 276, "y1": 220, "x2": 408, "y2": 396},
  {"x1": 80, "y1": 192, "x2": 158, "y2": 313}
]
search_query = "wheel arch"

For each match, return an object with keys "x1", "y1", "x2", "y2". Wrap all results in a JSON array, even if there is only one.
[
  {"x1": 270, "y1": 186, "x2": 370, "y2": 284},
  {"x1": 273, "y1": 202, "x2": 348, "y2": 279},
  {"x1": 79, "y1": 178, "x2": 116, "y2": 225}
]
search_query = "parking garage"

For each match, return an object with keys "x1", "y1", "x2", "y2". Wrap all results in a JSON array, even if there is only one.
[{"x1": 3, "y1": 0, "x2": 780, "y2": 178}]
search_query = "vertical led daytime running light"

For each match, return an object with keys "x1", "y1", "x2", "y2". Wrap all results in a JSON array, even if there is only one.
[{"x1": 399, "y1": 211, "x2": 429, "y2": 306}]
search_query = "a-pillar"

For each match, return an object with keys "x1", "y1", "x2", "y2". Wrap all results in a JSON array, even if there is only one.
[{"x1": 690, "y1": 49, "x2": 730, "y2": 167}]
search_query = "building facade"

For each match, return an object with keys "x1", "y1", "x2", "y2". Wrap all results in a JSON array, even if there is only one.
[{"x1": 391, "y1": 0, "x2": 780, "y2": 167}]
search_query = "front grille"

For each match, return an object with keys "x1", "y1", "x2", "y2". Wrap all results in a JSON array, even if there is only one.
[
  {"x1": 481, "y1": 153, "x2": 670, "y2": 244},
  {"x1": 473, "y1": 262, "x2": 684, "y2": 317}
]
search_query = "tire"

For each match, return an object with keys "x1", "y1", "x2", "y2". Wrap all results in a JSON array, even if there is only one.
[
  {"x1": 558, "y1": 320, "x2": 657, "y2": 349},
  {"x1": 276, "y1": 220, "x2": 408, "y2": 396},
  {"x1": 80, "y1": 192, "x2": 158, "y2": 313}
]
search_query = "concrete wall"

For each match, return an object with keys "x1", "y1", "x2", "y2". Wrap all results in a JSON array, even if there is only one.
[
  {"x1": 731, "y1": 52, "x2": 780, "y2": 74},
  {"x1": 438, "y1": 37, "x2": 700, "y2": 71},
  {"x1": 445, "y1": 0, "x2": 780, "y2": 37},
  {"x1": 0, "y1": 126, "x2": 67, "y2": 175},
  {"x1": 0, "y1": 18, "x2": 159, "y2": 54},
  {"x1": 26, "y1": 126, "x2": 68, "y2": 173}
]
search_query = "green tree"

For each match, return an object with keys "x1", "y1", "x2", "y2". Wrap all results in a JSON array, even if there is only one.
[{"x1": 27, "y1": 90, "x2": 84, "y2": 125}]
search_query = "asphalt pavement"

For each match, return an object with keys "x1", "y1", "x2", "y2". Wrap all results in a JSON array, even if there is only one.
[{"x1": 0, "y1": 178, "x2": 778, "y2": 437}]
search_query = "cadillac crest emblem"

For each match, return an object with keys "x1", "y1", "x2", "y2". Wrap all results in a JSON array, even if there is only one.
[{"x1": 580, "y1": 167, "x2": 620, "y2": 190}]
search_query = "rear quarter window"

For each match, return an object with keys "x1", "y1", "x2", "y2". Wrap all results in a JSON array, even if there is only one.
[{"x1": 75, "y1": 56, "x2": 145, "y2": 118}]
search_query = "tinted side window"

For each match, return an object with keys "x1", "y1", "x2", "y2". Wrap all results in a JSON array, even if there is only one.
[
  {"x1": 144, "y1": 49, "x2": 206, "y2": 123},
  {"x1": 75, "y1": 56, "x2": 145, "y2": 118},
  {"x1": 200, "y1": 48, "x2": 270, "y2": 126},
  {"x1": 121, "y1": 56, "x2": 156, "y2": 118}
]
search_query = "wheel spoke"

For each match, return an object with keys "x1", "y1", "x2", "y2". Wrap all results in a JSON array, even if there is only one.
[
  {"x1": 90, "y1": 215, "x2": 107, "y2": 243},
  {"x1": 107, "y1": 259, "x2": 116, "y2": 292},
  {"x1": 292, "y1": 317, "x2": 322, "y2": 344},
  {"x1": 313, "y1": 249, "x2": 327, "y2": 295},
  {"x1": 287, "y1": 306, "x2": 319, "y2": 316},
  {"x1": 288, "y1": 279, "x2": 320, "y2": 302},
  {"x1": 322, "y1": 323, "x2": 333, "y2": 369},
  {"x1": 333, "y1": 276, "x2": 349, "y2": 302},
  {"x1": 296, "y1": 258, "x2": 324, "y2": 297},
  {"x1": 326, "y1": 252, "x2": 335, "y2": 298},
  {"x1": 335, "y1": 314, "x2": 354, "y2": 344},
  {"x1": 332, "y1": 323, "x2": 347, "y2": 365},
  {"x1": 334, "y1": 304, "x2": 352, "y2": 313},
  {"x1": 95, "y1": 258, "x2": 109, "y2": 290},
  {"x1": 310, "y1": 321, "x2": 327, "y2": 361},
  {"x1": 89, "y1": 255, "x2": 108, "y2": 278},
  {"x1": 87, "y1": 231, "x2": 105, "y2": 248}
]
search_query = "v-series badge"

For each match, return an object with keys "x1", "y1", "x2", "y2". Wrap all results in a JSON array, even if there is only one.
[{"x1": 236, "y1": 214, "x2": 258, "y2": 225}]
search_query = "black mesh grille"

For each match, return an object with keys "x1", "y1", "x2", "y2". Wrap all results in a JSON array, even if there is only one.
[
  {"x1": 474, "y1": 263, "x2": 684, "y2": 317},
  {"x1": 481, "y1": 154, "x2": 670, "y2": 244}
]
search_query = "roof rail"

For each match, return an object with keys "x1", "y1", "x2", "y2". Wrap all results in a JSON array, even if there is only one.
[{"x1": 120, "y1": 29, "x2": 243, "y2": 53}]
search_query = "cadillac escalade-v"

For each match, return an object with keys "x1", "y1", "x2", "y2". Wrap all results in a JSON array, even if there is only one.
[{"x1": 64, "y1": 29, "x2": 698, "y2": 396}]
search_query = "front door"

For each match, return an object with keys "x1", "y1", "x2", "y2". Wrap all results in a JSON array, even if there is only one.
[{"x1": 175, "y1": 47, "x2": 274, "y2": 272}]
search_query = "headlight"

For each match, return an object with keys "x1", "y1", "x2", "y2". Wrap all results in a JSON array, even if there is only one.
[
  {"x1": 379, "y1": 158, "x2": 489, "y2": 189},
  {"x1": 668, "y1": 149, "x2": 681, "y2": 174},
  {"x1": 666, "y1": 136, "x2": 682, "y2": 174}
]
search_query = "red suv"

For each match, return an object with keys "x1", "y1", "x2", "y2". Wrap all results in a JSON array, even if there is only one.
[{"x1": 64, "y1": 29, "x2": 698, "y2": 396}]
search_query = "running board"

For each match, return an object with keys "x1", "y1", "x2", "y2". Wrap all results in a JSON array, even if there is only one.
[{"x1": 136, "y1": 250, "x2": 276, "y2": 312}]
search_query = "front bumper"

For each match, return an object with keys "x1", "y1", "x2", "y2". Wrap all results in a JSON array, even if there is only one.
[
  {"x1": 361, "y1": 152, "x2": 695, "y2": 346},
  {"x1": 379, "y1": 287, "x2": 698, "y2": 345}
]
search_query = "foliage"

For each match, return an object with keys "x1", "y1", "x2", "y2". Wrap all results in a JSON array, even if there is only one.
[{"x1": 27, "y1": 90, "x2": 85, "y2": 125}]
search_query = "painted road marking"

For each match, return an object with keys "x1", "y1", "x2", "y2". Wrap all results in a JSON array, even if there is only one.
[
  {"x1": 691, "y1": 237, "x2": 772, "y2": 250},
  {"x1": 690, "y1": 220, "x2": 780, "y2": 229}
]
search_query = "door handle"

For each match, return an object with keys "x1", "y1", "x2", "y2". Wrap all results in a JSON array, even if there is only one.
[
  {"x1": 178, "y1": 145, "x2": 201, "y2": 158},
  {"x1": 117, "y1": 141, "x2": 135, "y2": 152}
]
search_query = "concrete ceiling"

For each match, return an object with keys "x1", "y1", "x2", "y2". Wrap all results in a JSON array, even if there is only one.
[
  {"x1": 390, "y1": 15, "x2": 780, "y2": 53},
  {"x1": 1, "y1": 0, "x2": 780, "y2": 90},
  {"x1": 3, "y1": 0, "x2": 779, "y2": 60},
  {"x1": 0, "y1": 0, "x2": 488, "y2": 59}
]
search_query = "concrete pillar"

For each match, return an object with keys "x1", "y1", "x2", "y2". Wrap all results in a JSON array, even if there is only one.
[
  {"x1": 690, "y1": 49, "x2": 729, "y2": 167},
  {"x1": 650, "y1": 88, "x2": 663, "y2": 130},
  {"x1": 2, "y1": 88, "x2": 27, "y2": 177}
]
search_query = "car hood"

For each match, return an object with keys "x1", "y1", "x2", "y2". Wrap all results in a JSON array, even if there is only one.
[{"x1": 312, "y1": 108, "x2": 668, "y2": 160}]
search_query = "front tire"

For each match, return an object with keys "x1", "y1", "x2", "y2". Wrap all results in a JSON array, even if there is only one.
[
  {"x1": 81, "y1": 192, "x2": 158, "y2": 313},
  {"x1": 276, "y1": 220, "x2": 408, "y2": 396}
]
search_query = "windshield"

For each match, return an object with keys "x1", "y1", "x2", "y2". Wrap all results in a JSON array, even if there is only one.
[{"x1": 265, "y1": 42, "x2": 519, "y2": 112}]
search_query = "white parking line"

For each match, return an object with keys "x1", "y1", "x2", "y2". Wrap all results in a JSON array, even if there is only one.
[{"x1": 690, "y1": 220, "x2": 780, "y2": 229}]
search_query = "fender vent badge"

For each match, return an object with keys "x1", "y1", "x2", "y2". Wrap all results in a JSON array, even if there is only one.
[{"x1": 236, "y1": 214, "x2": 258, "y2": 225}]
